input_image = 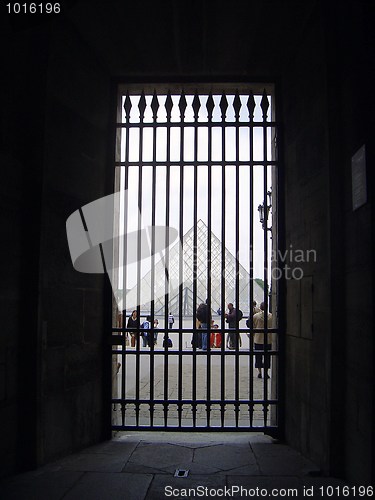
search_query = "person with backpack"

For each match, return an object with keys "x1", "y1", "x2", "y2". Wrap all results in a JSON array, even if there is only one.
[
  {"x1": 252, "y1": 302, "x2": 273, "y2": 378},
  {"x1": 141, "y1": 315, "x2": 152, "y2": 347},
  {"x1": 196, "y1": 300, "x2": 211, "y2": 351},
  {"x1": 168, "y1": 312, "x2": 174, "y2": 329},
  {"x1": 153, "y1": 318, "x2": 159, "y2": 345},
  {"x1": 224, "y1": 303, "x2": 243, "y2": 349},
  {"x1": 246, "y1": 301, "x2": 261, "y2": 339}
]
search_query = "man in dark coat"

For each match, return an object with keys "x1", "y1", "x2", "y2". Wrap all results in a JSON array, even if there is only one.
[
  {"x1": 225, "y1": 303, "x2": 242, "y2": 349},
  {"x1": 196, "y1": 300, "x2": 211, "y2": 351}
]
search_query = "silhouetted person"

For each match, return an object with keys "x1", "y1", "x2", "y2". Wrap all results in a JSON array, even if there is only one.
[
  {"x1": 246, "y1": 301, "x2": 261, "y2": 339},
  {"x1": 196, "y1": 300, "x2": 211, "y2": 351},
  {"x1": 141, "y1": 315, "x2": 152, "y2": 347},
  {"x1": 252, "y1": 302, "x2": 272, "y2": 378},
  {"x1": 153, "y1": 318, "x2": 159, "y2": 345},
  {"x1": 168, "y1": 312, "x2": 174, "y2": 329},
  {"x1": 225, "y1": 303, "x2": 242, "y2": 349},
  {"x1": 127, "y1": 310, "x2": 139, "y2": 347}
]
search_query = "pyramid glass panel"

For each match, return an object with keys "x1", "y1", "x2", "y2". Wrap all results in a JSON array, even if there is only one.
[{"x1": 124, "y1": 220, "x2": 264, "y2": 316}]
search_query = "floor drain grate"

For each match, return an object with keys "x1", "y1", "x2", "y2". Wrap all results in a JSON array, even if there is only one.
[{"x1": 174, "y1": 469, "x2": 189, "y2": 478}]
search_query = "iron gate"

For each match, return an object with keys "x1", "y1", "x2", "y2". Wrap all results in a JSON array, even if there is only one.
[{"x1": 111, "y1": 83, "x2": 280, "y2": 432}]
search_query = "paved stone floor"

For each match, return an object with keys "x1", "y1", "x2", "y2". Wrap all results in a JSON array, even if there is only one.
[{"x1": 0, "y1": 432, "x2": 352, "y2": 500}]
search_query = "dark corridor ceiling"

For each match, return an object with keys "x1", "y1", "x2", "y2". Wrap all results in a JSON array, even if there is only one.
[{"x1": 61, "y1": 0, "x2": 319, "y2": 78}]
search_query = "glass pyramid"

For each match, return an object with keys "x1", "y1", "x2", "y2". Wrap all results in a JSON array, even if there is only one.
[{"x1": 123, "y1": 220, "x2": 265, "y2": 316}]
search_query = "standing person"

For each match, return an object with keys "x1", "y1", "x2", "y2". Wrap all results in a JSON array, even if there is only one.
[
  {"x1": 141, "y1": 315, "x2": 152, "y2": 347},
  {"x1": 153, "y1": 318, "x2": 159, "y2": 345},
  {"x1": 168, "y1": 312, "x2": 174, "y2": 330},
  {"x1": 246, "y1": 301, "x2": 261, "y2": 339},
  {"x1": 196, "y1": 300, "x2": 211, "y2": 351},
  {"x1": 191, "y1": 317, "x2": 202, "y2": 349},
  {"x1": 127, "y1": 310, "x2": 139, "y2": 347},
  {"x1": 252, "y1": 302, "x2": 273, "y2": 379},
  {"x1": 224, "y1": 303, "x2": 242, "y2": 349}
]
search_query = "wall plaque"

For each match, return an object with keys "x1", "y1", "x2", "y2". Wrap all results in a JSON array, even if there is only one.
[{"x1": 351, "y1": 144, "x2": 367, "y2": 211}]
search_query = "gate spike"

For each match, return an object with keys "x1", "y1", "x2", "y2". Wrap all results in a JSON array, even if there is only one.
[
  {"x1": 233, "y1": 91, "x2": 241, "y2": 119},
  {"x1": 178, "y1": 91, "x2": 187, "y2": 120},
  {"x1": 165, "y1": 91, "x2": 173, "y2": 118},
  {"x1": 123, "y1": 91, "x2": 132, "y2": 120},
  {"x1": 151, "y1": 90, "x2": 160, "y2": 121},
  {"x1": 260, "y1": 89, "x2": 269, "y2": 120},
  {"x1": 206, "y1": 92, "x2": 215, "y2": 120},
  {"x1": 219, "y1": 93, "x2": 228, "y2": 119},
  {"x1": 246, "y1": 91, "x2": 256, "y2": 121},
  {"x1": 138, "y1": 91, "x2": 147, "y2": 120},
  {"x1": 192, "y1": 92, "x2": 201, "y2": 120}
]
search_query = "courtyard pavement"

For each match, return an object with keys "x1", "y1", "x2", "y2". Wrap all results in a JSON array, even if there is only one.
[{"x1": 0, "y1": 432, "x2": 352, "y2": 499}]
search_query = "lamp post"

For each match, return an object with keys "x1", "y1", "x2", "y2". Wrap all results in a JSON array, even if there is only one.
[
  {"x1": 267, "y1": 189, "x2": 272, "y2": 207},
  {"x1": 257, "y1": 193, "x2": 272, "y2": 232},
  {"x1": 258, "y1": 189, "x2": 273, "y2": 308}
]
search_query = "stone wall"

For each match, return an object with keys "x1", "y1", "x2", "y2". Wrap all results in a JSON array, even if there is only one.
[
  {"x1": 0, "y1": 17, "x2": 50, "y2": 475},
  {"x1": 281, "y1": 3, "x2": 374, "y2": 482},
  {"x1": 0, "y1": 12, "x2": 112, "y2": 473},
  {"x1": 281, "y1": 7, "x2": 333, "y2": 471},
  {"x1": 37, "y1": 17, "x2": 112, "y2": 463},
  {"x1": 324, "y1": 3, "x2": 374, "y2": 484}
]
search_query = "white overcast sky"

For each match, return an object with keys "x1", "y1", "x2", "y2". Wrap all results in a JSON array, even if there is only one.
[{"x1": 116, "y1": 94, "x2": 273, "y2": 290}]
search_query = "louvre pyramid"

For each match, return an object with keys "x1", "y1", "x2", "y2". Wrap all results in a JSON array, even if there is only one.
[{"x1": 124, "y1": 220, "x2": 264, "y2": 316}]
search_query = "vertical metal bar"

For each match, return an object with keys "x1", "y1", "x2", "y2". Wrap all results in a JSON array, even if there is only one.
[
  {"x1": 149, "y1": 90, "x2": 158, "y2": 427},
  {"x1": 220, "y1": 92, "x2": 227, "y2": 428},
  {"x1": 234, "y1": 91, "x2": 241, "y2": 428},
  {"x1": 121, "y1": 92, "x2": 133, "y2": 428},
  {"x1": 164, "y1": 119, "x2": 171, "y2": 429},
  {"x1": 122, "y1": 134, "x2": 130, "y2": 427},
  {"x1": 206, "y1": 96, "x2": 213, "y2": 428},
  {"x1": 192, "y1": 93, "x2": 199, "y2": 428},
  {"x1": 162, "y1": 175, "x2": 170, "y2": 427},
  {"x1": 164, "y1": 91, "x2": 181, "y2": 423},
  {"x1": 135, "y1": 92, "x2": 146, "y2": 426},
  {"x1": 248, "y1": 92, "x2": 255, "y2": 428},
  {"x1": 178, "y1": 91, "x2": 186, "y2": 425},
  {"x1": 121, "y1": 92, "x2": 131, "y2": 427},
  {"x1": 177, "y1": 92, "x2": 185, "y2": 428}
]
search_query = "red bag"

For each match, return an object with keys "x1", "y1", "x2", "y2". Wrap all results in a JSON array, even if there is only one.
[
  {"x1": 214, "y1": 332, "x2": 222, "y2": 348},
  {"x1": 210, "y1": 332, "x2": 215, "y2": 348},
  {"x1": 210, "y1": 332, "x2": 222, "y2": 348}
]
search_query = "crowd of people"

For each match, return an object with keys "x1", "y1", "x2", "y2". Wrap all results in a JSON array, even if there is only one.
[{"x1": 117, "y1": 301, "x2": 273, "y2": 378}]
